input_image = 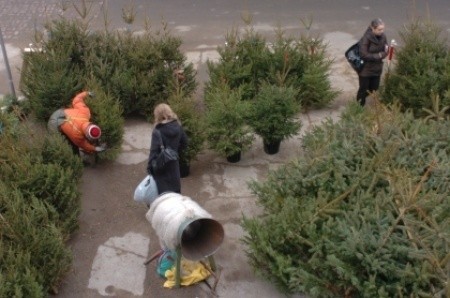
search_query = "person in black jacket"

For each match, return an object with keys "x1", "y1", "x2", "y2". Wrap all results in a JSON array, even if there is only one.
[
  {"x1": 147, "y1": 103, "x2": 188, "y2": 194},
  {"x1": 357, "y1": 18, "x2": 388, "y2": 106}
]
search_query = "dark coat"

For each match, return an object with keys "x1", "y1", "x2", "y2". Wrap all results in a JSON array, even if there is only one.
[
  {"x1": 147, "y1": 120, "x2": 188, "y2": 194},
  {"x1": 359, "y1": 27, "x2": 388, "y2": 77}
]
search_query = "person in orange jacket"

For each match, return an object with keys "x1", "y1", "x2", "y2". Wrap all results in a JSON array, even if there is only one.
[{"x1": 48, "y1": 91, "x2": 106, "y2": 155}]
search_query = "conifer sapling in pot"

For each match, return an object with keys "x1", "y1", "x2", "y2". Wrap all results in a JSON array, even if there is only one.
[{"x1": 248, "y1": 83, "x2": 301, "y2": 154}]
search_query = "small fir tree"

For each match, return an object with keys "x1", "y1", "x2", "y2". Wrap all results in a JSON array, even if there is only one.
[
  {"x1": 382, "y1": 20, "x2": 450, "y2": 117},
  {"x1": 84, "y1": 81, "x2": 125, "y2": 161},
  {"x1": 248, "y1": 83, "x2": 301, "y2": 144},
  {"x1": 204, "y1": 84, "x2": 254, "y2": 157},
  {"x1": 205, "y1": 27, "x2": 266, "y2": 101},
  {"x1": 167, "y1": 85, "x2": 205, "y2": 165}
]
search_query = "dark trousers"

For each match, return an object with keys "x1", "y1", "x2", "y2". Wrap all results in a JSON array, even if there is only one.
[{"x1": 357, "y1": 76, "x2": 380, "y2": 106}]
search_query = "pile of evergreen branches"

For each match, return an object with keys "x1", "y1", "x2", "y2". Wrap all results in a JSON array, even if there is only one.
[
  {"x1": 20, "y1": 18, "x2": 196, "y2": 121},
  {"x1": 243, "y1": 103, "x2": 449, "y2": 297},
  {"x1": 0, "y1": 112, "x2": 83, "y2": 296}
]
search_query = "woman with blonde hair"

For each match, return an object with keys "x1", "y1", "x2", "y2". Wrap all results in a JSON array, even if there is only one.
[{"x1": 147, "y1": 103, "x2": 188, "y2": 194}]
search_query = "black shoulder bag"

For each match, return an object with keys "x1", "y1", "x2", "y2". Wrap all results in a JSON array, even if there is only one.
[
  {"x1": 345, "y1": 42, "x2": 364, "y2": 73},
  {"x1": 151, "y1": 129, "x2": 179, "y2": 172}
]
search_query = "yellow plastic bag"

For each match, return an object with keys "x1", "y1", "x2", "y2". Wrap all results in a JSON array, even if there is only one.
[{"x1": 163, "y1": 259, "x2": 211, "y2": 288}]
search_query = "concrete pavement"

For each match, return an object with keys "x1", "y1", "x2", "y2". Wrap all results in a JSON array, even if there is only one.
[{"x1": 61, "y1": 106, "x2": 346, "y2": 298}]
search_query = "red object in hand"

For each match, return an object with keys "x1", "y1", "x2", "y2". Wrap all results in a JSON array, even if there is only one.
[
  {"x1": 388, "y1": 39, "x2": 396, "y2": 61},
  {"x1": 388, "y1": 46, "x2": 395, "y2": 61}
]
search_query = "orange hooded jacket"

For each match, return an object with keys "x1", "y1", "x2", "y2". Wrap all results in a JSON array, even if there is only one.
[{"x1": 59, "y1": 91, "x2": 96, "y2": 153}]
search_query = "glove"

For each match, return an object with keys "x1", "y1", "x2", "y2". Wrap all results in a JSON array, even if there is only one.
[
  {"x1": 95, "y1": 143, "x2": 107, "y2": 152},
  {"x1": 88, "y1": 91, "x2": 95, "y2": 97}
]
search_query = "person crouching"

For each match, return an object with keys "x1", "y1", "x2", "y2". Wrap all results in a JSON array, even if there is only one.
[{"x1": 48, "y1": 91, "x2": 107, "y2": 157}]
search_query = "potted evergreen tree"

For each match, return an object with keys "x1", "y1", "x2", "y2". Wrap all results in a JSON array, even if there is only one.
[
  {"x1": 248, "y1": 83, "x2": 301, "y2": 154},
  {"x1": 204, "y1": 84, "x2": 254, "y2": 162},
  {"x1": 168, "y1": 88, "x2": 204, "y2": 177}
]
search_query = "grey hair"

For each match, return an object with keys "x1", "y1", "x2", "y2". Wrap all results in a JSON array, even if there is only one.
[{"x1": 370, "y1": 18, "x2": 384, "y2": 29}]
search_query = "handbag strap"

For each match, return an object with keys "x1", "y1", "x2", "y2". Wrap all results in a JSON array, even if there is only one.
[{"x1": 154, "y1": 128, "x2": 166, "y2": 150}]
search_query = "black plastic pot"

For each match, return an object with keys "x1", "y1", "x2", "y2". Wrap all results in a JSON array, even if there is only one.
[
  {"x1": 179, "y1": 161, "x2": 190, "y2": 178},
  {"x1": 226, "y1": 151, "x2": 241, "y2": 163},
  {"x1": 263, "y1": 140, "x2": 281, "y2": 155}
]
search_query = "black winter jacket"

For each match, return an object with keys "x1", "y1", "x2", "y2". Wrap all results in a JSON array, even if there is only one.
[
  {"x1": 359, "y1": 27, "x2": 388, "y2": 77},
  {"x1": 147, "y1": 120, "x2": 188, "y2": 194}
]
